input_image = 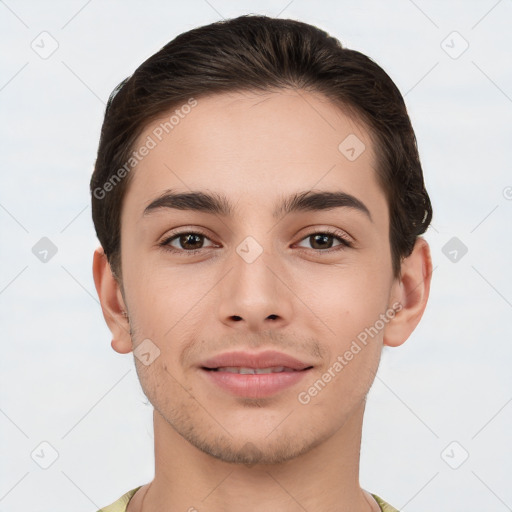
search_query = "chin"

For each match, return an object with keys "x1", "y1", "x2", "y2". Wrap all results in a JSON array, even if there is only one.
[{"x1": 200, "y1": 437, "x2": 313, "y2": 465}]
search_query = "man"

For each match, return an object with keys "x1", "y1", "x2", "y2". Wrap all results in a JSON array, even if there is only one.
[{"x1": 91, "y1": 14, "x2": 432, "y2": 512}]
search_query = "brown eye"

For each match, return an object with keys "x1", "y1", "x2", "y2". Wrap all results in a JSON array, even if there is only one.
[
  {"x1": 296, "y1": 230, "x2": 352, "y2": 252},
  {"x1": 309, "y1": 233, "x2": 335, "y2": 250},
  {"x1": 176, "y1": 233, "x2": 205, "y2": 250},
  {"x1": 160, "y1": 231, "x2": 216, "y2": 254}
]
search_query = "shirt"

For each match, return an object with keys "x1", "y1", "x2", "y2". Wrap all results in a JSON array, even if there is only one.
[{"x1": 96, "y1": 486, "x2": 400, "y2": 511}]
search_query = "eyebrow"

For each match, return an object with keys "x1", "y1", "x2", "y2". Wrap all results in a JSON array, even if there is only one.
[
  {"x1": 274, "y1": 190, "x2": 372, "y2": 222},
  {"x1": 143, "y1": 189, "x2": 372, "y2": 222}
]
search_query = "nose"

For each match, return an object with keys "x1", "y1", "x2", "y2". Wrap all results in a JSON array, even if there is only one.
[{"x1": 217, "y1": 244, "x2": 295, "y2": 332}]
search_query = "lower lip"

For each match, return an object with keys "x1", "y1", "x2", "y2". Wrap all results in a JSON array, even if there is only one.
[{"x1": 201, "y1": 368, "x2": 311, "y2": 398}]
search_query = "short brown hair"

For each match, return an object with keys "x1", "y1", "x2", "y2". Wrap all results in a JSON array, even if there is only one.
[{"x1": 90, "y1": 14, "x2": 432, "y2": 279}]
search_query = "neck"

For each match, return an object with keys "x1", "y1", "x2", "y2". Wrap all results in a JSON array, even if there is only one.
[{"x1": 135, "y1": 401, "x2": 377, "y2": 512}]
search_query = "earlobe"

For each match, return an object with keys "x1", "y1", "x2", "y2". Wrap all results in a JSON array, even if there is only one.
[
  {"x1": 383, "y1": 237, "x2": 433, "y2": 348},
  {"x1": 92, "y1": 246, "x2": 133, "y2": 354}
]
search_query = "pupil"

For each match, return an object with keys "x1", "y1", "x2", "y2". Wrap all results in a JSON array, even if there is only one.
[
  {"x1": 181, "y1": 233, "x2": 202, "y2": 249},
  {"x1": 311, "y1": 234, "x2": 332, "y2": 249}
]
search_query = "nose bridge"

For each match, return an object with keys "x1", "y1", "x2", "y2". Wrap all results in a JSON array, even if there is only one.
[{"x1": 218, "y1": 233, "x2": 293, "y2": 331}]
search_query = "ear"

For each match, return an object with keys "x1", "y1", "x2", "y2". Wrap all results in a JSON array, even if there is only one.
[
  {"x1": 92, "y1": 246, "x2": 133, "y2": 354},
  {"x1": 383, "y1": 237, "x2": 433, "y2": 347}
]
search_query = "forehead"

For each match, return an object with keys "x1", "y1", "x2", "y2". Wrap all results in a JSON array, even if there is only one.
[{"x1": 121, "y1": 89, "x2": 387, "y2": 224}]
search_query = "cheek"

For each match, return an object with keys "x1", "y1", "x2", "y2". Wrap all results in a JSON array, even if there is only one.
[
  {"x1": 296, "y1": 264, "x2": 390, "y2": 401},
  {"x1": 298, "y1": 283, "x2": 387, "y2": 411},
  {"x1": 124, "y1": 260, "x2": 213, "y2": 339},
  {"x1": 134, "y1": 356, "x2": 187, "y2": 417},
  {"x1": 300, "y1": 262, "x2": 392, "y2": 340}
]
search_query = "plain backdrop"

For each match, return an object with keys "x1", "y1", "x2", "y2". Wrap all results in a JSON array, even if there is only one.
[{"x1": 1, "y1": 1, "x2": 511, "y2": 511}]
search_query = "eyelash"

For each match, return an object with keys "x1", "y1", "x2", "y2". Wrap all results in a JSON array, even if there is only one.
[{"x1": 158, "y1": 228, "x2": 353, "y2": 256}]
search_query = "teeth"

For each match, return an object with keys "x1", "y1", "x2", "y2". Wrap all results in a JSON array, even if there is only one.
[{"x1": 214, "y1": 366, "x2": 292, "y2": 374}]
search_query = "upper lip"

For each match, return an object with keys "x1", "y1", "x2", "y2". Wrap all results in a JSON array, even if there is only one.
[{"x1": 200, "y1": 350, "x2": 313, "y2": 371}]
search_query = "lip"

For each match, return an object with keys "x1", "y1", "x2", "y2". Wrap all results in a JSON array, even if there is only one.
[
  {"x1": 200, "y1": 350, "x2": 312, "y2": 371},
  {"x1": 199, "y1": 350, "x2": 314, "y2": 399}
]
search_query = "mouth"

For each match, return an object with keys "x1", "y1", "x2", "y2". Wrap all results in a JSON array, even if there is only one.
[
  {"x1": 200, "y1": 349, "x2": 313, "y2": 372},
  {"x1": 203, "y1": 366, "x2": 312, "y2": 374},
  {"x1": 199, "y1": 351, "x2": 314, "y2": 398}
]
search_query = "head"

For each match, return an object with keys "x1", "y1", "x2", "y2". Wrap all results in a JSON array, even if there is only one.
[{"x1": 91, "y1": 15, "x2": 432, "y2": 465}]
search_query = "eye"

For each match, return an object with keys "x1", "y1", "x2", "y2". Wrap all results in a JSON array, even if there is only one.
[
  {"x1": 296, "y1": 230, "x2": 353, "y2": 252},
  {"x1": 159, "y1": 230, "x2": 217, "y2": 254}
]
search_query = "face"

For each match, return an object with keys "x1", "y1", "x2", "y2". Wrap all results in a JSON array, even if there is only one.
[{"x1": 117, "y1": 89, "x2": 399, "y2": 464}]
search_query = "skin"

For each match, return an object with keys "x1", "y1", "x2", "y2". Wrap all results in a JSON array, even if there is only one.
[{"x1": 93, "y1": 89, "x2": 432, "y2": 512}]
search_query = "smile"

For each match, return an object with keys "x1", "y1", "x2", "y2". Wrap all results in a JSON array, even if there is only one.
[{"x1": 208, "y1": 366, "x2": 298, "y2": 374}]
